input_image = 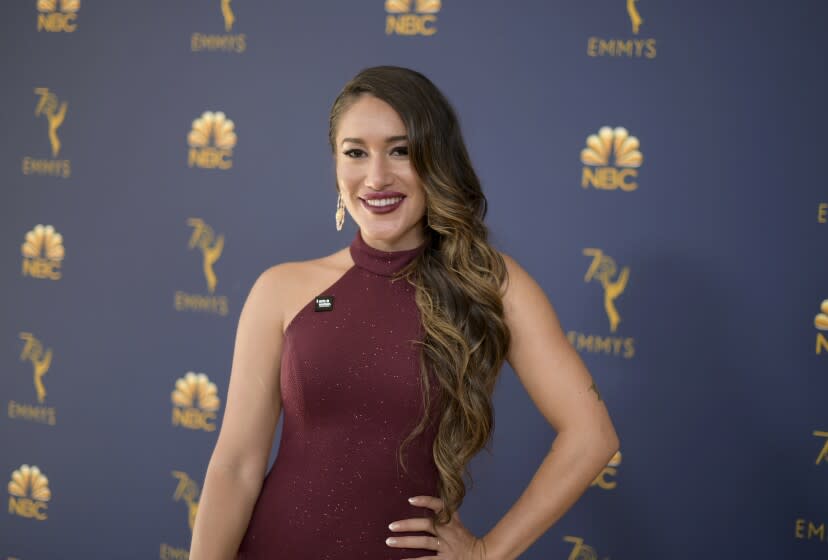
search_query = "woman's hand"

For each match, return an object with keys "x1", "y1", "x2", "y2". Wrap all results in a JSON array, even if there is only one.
[{"x1": 386, "y1": 495, "x2": 487, "y2": 559}]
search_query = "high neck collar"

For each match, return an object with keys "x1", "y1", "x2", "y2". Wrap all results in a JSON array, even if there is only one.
[{"x1": 349, "y1": 229, "x2": 427, "y2": 277}]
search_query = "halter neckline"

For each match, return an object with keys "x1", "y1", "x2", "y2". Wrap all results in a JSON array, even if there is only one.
[{"x1": 349, "y1": 229, "x2": 426, "y2": 277}]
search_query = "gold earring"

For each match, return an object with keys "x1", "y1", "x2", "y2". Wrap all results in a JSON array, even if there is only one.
[{"x1": 336, "y1": 192, "x2": 345, "y2": 231}]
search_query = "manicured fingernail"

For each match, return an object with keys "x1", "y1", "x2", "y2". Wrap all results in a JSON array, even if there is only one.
[
  {"x1": 386, "y1": 537, "x2": 397, "y2": 545},
  {"x1": 408, "y1": 497, "x2": 417, "y2": 503},
  {"x1": 389, "y1": 522, "x2": 399, "y2": 530}
]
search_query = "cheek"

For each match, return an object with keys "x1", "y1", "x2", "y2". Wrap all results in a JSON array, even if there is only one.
[
  {"x1": 409, "y1": 178, "x2": 427, "y2": 205},
  {"x1": 335, "y1": 161, "x2": 361, "y2": 188},
  {"x1": 398, "y1": 166, "x2": 426, "y2": 195},
  {"x1": 414, "y1": 195, "x2": 427, "y2": 215},
  {"x1": 407, "y1": 187, "x2": 428, "y2": 217}
]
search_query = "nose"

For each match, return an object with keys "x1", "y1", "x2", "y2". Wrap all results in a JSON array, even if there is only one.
[{"x1": 364, "y1": 154, "x2": 394, "y2": 190}]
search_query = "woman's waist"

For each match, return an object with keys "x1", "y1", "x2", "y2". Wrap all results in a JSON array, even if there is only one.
[{"x1": 269, "y1": 437, "x2": 439, "y2": 490}]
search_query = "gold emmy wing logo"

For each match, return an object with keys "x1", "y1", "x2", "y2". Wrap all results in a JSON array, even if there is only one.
[
  {"x1": 19, "y1": 332, "x2": 52, "y2": 404},
  {"x1": 221, "y1": 0, "x2": 235, "y2": 31},
  {"x1": 8, "y1": 333, "x2": 57, "y2": 426},
  {"x1": 563, "y1": 536, "x2": 608, "y2": 560},
  {"x1": 591, "y1": 450, "x2": 622, "y2": 490},
  {"x1": 34, "y1": 88, "x2": 67, "y2": 158},
  {"x1": 8, "y1": 465, "x2": 51, "y2": 521},
  {"x1": 174, "y1": 219, "x2": 229, "y2": 316},
  {"x1": 581, "y1": 126, "x2": 642, "y2": 192},
  {"x1": 22, "y1": 88, "x2": 72, "y2": 178},
  {"x1": 583, "y1": 249, "x2": 628, "y2": 332},
  {"x1": 385, "y1": 0, "x2": 440, "y2": 36},
  {"x1": 627, "y1": 0, "x2": 643, "y2": 34},
  {"x1": 188, "y1": 218, "x2": 224, "y2": 294},
  {"x1": 188, "y1": 111, "x2": 237, "y2": 170},
  {"x1": 815, "y1": 430, "x2": 828, "y2": 465},
  {"x1": 587, "y1": 0, "x2": 656, "y2": 58},
  {"x1": 566, "y1": 249, "x2": 634, "y2": 358},
  {"x1": 37, "y1": 0, "x2": 79, "y2": 32},
  {"x1": 815, "y1": 299, "x2": 828, "y2": 354},
  {"x1": 21, "y1": 224, "x2": 65, "y2": 281},
  {"x1": 171, "y1": 471, "x2": 201, "y2": 532},
  {"x1": 191, "y1": 0, "x2": 245, "y2": 53},
  {"x1": 171, "y1": 372, "x2": 221, "y2": 432}
]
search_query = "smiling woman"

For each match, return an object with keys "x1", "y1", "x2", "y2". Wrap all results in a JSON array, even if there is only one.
[
  {"x1": 188, "y1": 65, "x2": 619, "y2": 560},
  {"x1": 334, "y1": 94, "x2": 428, "y2": 251}
]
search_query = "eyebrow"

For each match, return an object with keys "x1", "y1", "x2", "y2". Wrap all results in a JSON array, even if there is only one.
[{"x1": 340, "y1": 135, "x2": 408, "y2": 146}]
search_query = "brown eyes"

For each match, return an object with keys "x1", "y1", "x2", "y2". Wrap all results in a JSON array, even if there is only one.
[{"x1": 343, "y1": 146, "x2": 409, "y2": 158}]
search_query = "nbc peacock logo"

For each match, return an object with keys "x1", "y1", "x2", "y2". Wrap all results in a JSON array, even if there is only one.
[
  {"x1": 21, "y1": 224, "x2": 64, "y2": 281},
  {"x1": 191, "y1": 0, "x2": 246, "y2": 53},
  {"x1": 587, "y1": 0, "x2": 656, "y2": 59},
  {"x1": 580, "y1": 126, "x2": 642, "y2": 192},
  {"x1": 8, "y1": 465, "x2": 51, "y2": 521},
  {"x1": 591, "y1": 450, "x2": 622, "y2": 490},
  {"x1": 566, "y1": 248, "x2": 635, "y2": 359},
  {"x1": 171, "y1": 372, "x2": 221, "y2": 432},
  {"x1": 815, "y1": 299, "x2": 828, "y2": 355},
  {"x1": 174, "y1": 218, "x2": 229, "y2": 316},
  {"x1": 187, "y1": 111, "x2": 237, "y2": 170},
  {"x1": 37, "y1": 0, "x2": 79, "y2": 33},
  {"x1": 385, "y1": 0, "x2": 440, "y2": 36}
]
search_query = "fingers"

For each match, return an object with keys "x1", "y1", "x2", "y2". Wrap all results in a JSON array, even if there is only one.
[
  {"x1": 389, "y1": 517, "x2": 433, "y2": 533},
  {"x1": 385, "y1": 534, "x2": 440, "y2": 551},
  {"x1": 409, "y1": 494, "x2": 444, "y2": 513},
  {"x1": 386, "y1": 496, "x2": 445, "y2": 552}
]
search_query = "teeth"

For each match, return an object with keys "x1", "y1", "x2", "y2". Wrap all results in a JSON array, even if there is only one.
[{"x1": 364, "y1": 197, "x2": 403, "y2": 207}]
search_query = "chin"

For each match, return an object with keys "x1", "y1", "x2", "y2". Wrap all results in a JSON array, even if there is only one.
[
  {"x1": 359, "y1": 221, "x2": 417, "y2": 242},
  {"x1": 360, "y1": 223, "x2": 402, "y2": 239}
]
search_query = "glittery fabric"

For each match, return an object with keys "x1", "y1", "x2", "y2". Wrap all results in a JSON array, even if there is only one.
[{"x1": 236, "y1": 229, "x2": 442, "y2": 559}]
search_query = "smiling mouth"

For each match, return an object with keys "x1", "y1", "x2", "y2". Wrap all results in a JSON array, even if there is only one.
[
  {"x1": 359, "y1": 195, "x2": 406, "y2": 214},
  {"x1": 362, "y1": 196, "x2": 404, "y2": 207}
]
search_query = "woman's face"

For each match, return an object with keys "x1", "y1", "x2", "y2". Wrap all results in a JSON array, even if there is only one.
[{"x1": 334, "y1": 94, "x2": 427, "y2": 252}]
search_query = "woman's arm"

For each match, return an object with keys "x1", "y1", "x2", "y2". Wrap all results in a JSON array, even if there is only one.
[
  {"x1": 482, "y1": 253, "x2": 620, "y2": 560},
  {"x1": 189, "y1": 265, "x2": 287, "y2": 560}
]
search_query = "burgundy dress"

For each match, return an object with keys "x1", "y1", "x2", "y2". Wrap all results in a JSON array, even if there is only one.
[{"x1": 236, "y1": 229, "x2": 442, "y2": 559}]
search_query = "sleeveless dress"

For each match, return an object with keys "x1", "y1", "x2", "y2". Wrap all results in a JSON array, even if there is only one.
[{"x1": 236, "y1": 229, "x2": 442, "y2": 559}]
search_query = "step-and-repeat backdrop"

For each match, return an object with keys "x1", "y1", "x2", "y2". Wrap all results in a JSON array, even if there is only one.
[{"x1": 2, "y1": 1, "x2": 826, "y2": 558}]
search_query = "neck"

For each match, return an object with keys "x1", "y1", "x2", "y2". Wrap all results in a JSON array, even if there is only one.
[
  {"x1": 359, "y1": 226, "x2": 426, "y2": 252},
  {"x1": 349, "y1": 228, "x2": 427, "y2": 277}
]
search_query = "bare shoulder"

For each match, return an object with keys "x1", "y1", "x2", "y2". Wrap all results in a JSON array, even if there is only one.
[
  {"x1": 497, "y1": 250, "x2": 523, "y2": 287},
  {"x1": 254, "y1": 244, "x2": 354, "y2": 334},
  {"x1": 497, "y1": 250, "x2": 544, "y2": 302},
  {"x1": 495, "y1": 249, "x2": 565, "y2": 350},
  {"x1": 259, "y1": 244, "x2": 353, "y2": 293}
]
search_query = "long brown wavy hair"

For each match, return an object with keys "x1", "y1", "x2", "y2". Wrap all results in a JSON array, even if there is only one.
[{"x1": 328, "y1": 66, "x2": 511, "y2": 526}]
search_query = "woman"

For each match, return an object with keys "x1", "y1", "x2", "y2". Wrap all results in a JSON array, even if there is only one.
[{"x1": 189, "y1": 65, "x2": 619, "y2": 559}]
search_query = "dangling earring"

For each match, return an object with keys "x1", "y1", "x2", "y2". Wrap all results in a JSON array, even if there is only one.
[{"x1": 335, "y1": 192, "x2": 345, "y2": 231}]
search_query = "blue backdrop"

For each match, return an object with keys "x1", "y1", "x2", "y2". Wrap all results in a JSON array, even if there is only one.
[{"x1": 2, "y1": 1, "x2": 827, "y2": 558}]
